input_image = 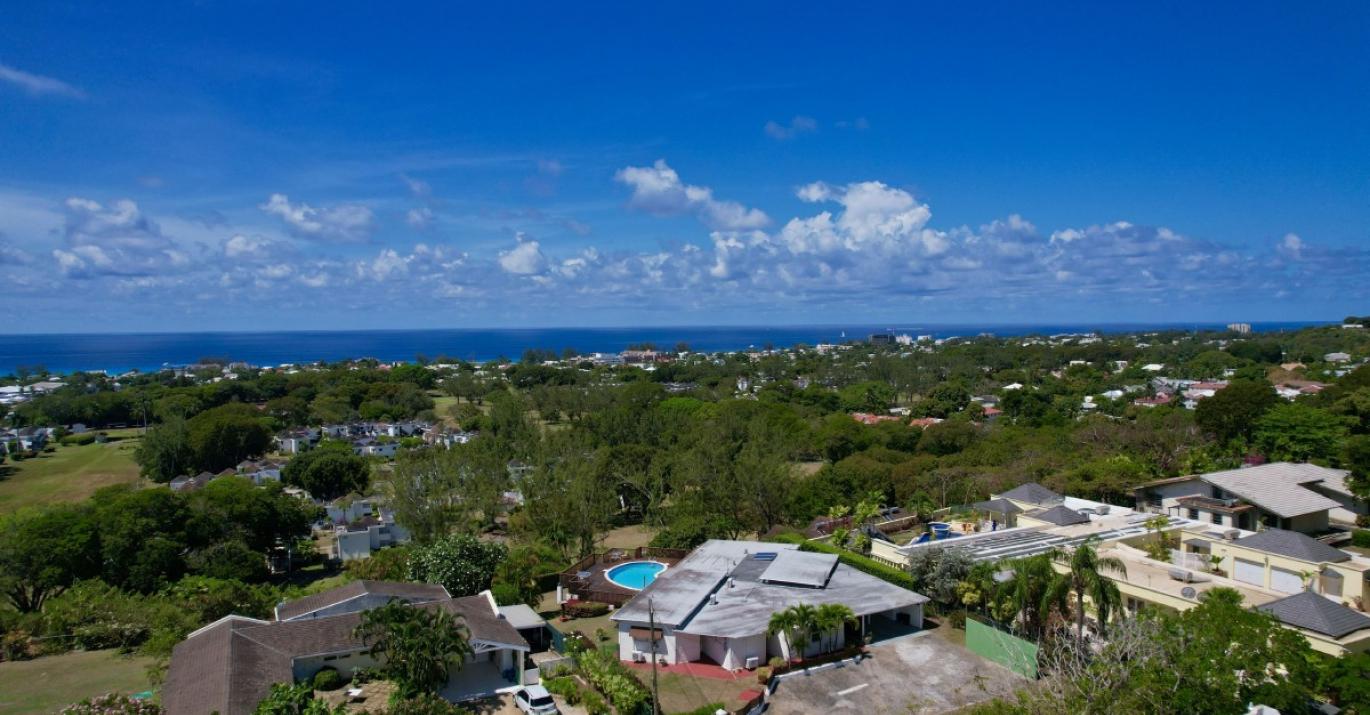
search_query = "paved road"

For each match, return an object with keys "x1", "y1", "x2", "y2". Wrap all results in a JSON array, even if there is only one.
[{"x1": 766, "y1": 631, "x2": 1023, "y2": 715}]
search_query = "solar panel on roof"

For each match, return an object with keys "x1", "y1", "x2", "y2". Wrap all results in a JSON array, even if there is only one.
[{"x1": 753, "y1": 552, "x2": 777, "y2": 561}]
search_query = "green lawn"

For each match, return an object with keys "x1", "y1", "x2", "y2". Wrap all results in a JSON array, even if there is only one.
[
  {"x1": 649, "y1": 670, "x2": 756, "y2": 714},
  {"x1": 0, "y1": 435, "x2": 144, "y2": 513},
  {"x1": 0, "y1": 650, "x2": 155, "y2": 714}
]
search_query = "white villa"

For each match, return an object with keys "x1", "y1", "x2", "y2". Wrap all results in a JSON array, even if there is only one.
[
  {"x1": 1133, "y1": 462, "x2": 1367, "y2": 530},
  {"x1": 872, "y1": 479, "x2": 1370, "y2": 655},
  {"x1": 610, "y1": 539, "x2": 927, "y2": 670}
]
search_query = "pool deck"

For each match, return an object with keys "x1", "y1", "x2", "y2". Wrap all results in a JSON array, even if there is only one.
[{"x1": 560, "y1": 547, "x2": 687, "y2": 606}]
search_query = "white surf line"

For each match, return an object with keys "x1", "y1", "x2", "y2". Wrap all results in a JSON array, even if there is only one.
[{"x1": 834, "y1": 683, "x2": 869, "y2": 697}]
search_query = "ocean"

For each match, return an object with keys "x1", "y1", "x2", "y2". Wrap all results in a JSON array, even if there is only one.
[{"x1": 0, "y1": 322, "x2": 1327, "y2": 375}]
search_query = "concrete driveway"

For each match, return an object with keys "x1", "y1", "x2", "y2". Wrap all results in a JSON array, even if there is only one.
[{"x1": 766, "y1": 630, "x2": 1023, "y2": 715}]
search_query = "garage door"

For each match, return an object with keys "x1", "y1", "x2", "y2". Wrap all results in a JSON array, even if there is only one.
[
  {"x1": 1271, "y1": 567, "x2": 1303, "y2": 594},
  {"x1": 1234, "y1": 559, "x2": 1264, "y2": 587}
]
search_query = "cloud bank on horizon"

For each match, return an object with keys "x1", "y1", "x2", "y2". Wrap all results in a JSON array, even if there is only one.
[{"x1": 1, "y1": 158, "x2": 1362, "y2": 331}]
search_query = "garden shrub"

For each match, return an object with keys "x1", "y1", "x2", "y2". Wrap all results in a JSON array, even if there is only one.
[
  {"x1": 385, "y1": 693, "x2": 472, "y2": 715},
  {"x1": 577, "y1": 648, "x2": 652, "y2": 714},
  {"x1": 580, "y1": 690, "x2": 609, "y2": 715},
  {"x1": 562, "y1": 600, "x2": 611, "y2": 618},
  {"x1": 1351, "y1": 529, "x2": 1370, "y2": 549},
  {"x1": 60, "y1": 693, "x2": 162, "y2": 714},
  {"x1": 542, "y1": 676, "x2": 582, "y2": 705},
  {"x1": 488, "y1": 582, "x2": 522, "y2": 606},
  {"x1": 312, "y1": 667, "x2": 345, "y2": 691}
]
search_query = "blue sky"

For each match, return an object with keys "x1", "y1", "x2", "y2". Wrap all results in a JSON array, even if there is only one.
[{"x1": 1, "y1": 2, "x2": 1368, "y2": 332}]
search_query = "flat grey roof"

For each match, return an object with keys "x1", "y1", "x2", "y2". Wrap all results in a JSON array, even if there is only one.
[
  {"x1": 677, "y1": 563, "x2": 927, "y2": 639},
  {"x1": 611, "y1": 540, "x2": 791, "y2": 627},
  {"x1": 759, "y1": 550, "x2": 837, "y2": 588},
  {"x1": 611, "y1": 540, "x2": 928, "y2": 638},
  {"x1": 903, "y1": 515, "x2": 1193, "y2": 563},
  {"x1": 498, "y1": 603, "x2": 546, "y2": 630}
]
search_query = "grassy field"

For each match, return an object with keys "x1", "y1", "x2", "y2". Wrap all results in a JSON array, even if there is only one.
[
  {"x1": 0, "y1": 649, "x2": 155, "y2": 714},
  {"x1": 0, "y1": 433, "x2": 144, "y2": 513},
  {"x1": 596, "y1": 523, "x2": 658, "y2": 551}
]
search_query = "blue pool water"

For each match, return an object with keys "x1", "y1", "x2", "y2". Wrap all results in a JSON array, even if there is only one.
[{"x1": 606, "y1": 561, "x2": 666, "y2": 590}]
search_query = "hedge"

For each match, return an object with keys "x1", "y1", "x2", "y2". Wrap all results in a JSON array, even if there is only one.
[
  {"x1": 767, "y1": 533, "x2": 917, "y2": 590},
  {"x1": 1352, "y1": 529, "x2": 1370, "y2": 549}
]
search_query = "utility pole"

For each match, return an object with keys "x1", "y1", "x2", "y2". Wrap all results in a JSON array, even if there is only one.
[{"x1": 649, "y1": 596, "x2": 660, "y2": 715}]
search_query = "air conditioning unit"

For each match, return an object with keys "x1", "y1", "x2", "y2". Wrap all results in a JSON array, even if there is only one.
[
  {"x1": 632, "y1": 651, "x2": 646, "y2": 663},
  {"x1": 745, "y1": 656, "x2": 760, "y2": 670},
  {"x1": 1223, "y1": 529, "x2": 1240, "y2": 540}
]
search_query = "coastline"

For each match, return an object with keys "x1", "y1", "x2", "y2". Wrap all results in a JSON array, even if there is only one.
[{"x1": 0, "y1": 321, "x2": 1330, "y2": 375}]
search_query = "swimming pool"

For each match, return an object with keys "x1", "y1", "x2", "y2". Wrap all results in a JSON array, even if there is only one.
[{"x1": 606, "y1": 561, "x2": 667, "y2": 590}]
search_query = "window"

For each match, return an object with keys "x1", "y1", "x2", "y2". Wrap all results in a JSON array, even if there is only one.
[
  {"x1": 1188, "y1": 509, "x2": 1199, "y2": 520},
  {"x1": 1211, "y1": 512, "x2": 1222, "y2": 525}
]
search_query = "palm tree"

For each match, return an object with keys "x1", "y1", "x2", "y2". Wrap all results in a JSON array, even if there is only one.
[
  {"x1": 1065, "y1": 539, "x2": 1127, "y2": 642},
  {"x1": 814, "y1": 603, "x2": 857, "y2": 653},
  {"x1": 354, "y1": 601, "x2": 473, "y2": 699},
  {"x1": 1003, "y1": 552, "x2": 1069, "y2": 640},
  {"x1": 789, "y1": 603, "x2": 820, "y2": 657},
  {"x1": 767, "y1": 608, "x2": 800, "y2": 660}
]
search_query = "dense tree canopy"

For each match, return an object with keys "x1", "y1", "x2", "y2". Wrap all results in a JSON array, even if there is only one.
[{"x1": 281, "y1": 441, "x2": 370, "y2": 501}]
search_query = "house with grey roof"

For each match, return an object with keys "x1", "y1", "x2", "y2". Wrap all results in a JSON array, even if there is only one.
[
  {"x1": 274, "y1": 580, "x2": 449, "y2": 621},
  {"x1": 1132, "y1": 462, "x2": 1362, "y2": 532},
  {"x1": 995, "y1": 482, "x2": 1065, "y2": 510},
  {"x1": 609, "y1": 540, "x2": 928, "y2": 670},
  {"x1": 164, "y1": 582, "x2": 529, "y2": 715},
  {"x1": 1257, "y1": 591, "x2": 1370, "y2": 645},
  {"x1": 1022, "y1": 504, "x2": 1091, "y2": 527}
]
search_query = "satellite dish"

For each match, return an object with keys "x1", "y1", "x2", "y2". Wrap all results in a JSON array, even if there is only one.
[{"x1": 1181, "y1": 586, "x2": 1197, "y2": 600}]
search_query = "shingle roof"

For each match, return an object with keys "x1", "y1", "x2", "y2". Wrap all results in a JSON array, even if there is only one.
[
  {"x1": 1257, "y1": 591, "x2": 1370, "y2": 638},
  {"x1": 1024, "y1": 504, "x2": 1090, "y2": 526},
  {"x1": 1199, "y1": 463, "x2": 1344, "y2": 518},
  {"x1": 275, "y1": 579, "x2": 449, "y2": 621},
  {"x1": 997, "y1": 482, "x2": 1064, "y2": 506},
  {"x1": 163, "y1": 617, "x2": 293, "y2": 715},
  {"x1": 1233, "y1": 529, "x2": 1350, "y2": 564},
  {"x1": 166, "y1": 591, "x2": 524, "y2": 715}
]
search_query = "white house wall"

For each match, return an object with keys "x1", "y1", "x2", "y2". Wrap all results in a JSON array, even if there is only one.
[
  {"x1": 700, "y1": 634, "x2": 728, "y2": 667},
  {"x1": 292, "y1": 651, "x2": 379, "y2": 682},
  {"x1": 723, "y1": 634, "x2": 767, "y2": 669}
]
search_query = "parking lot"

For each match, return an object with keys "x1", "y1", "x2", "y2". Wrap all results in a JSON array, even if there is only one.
[{"x1": 766, "y1": 629, "x2": 1024, "y2": 715}]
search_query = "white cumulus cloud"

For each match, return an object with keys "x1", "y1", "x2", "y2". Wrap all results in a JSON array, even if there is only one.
[
  {"x1": 498, "y1": 234, "x2": 547, "y2": 275},
  {"x1": 259, "y1": 193, "x2": 374, "y2": 242},
  {"x1": 615, "y1": 160, "x2": 770, "y2": 231}
]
